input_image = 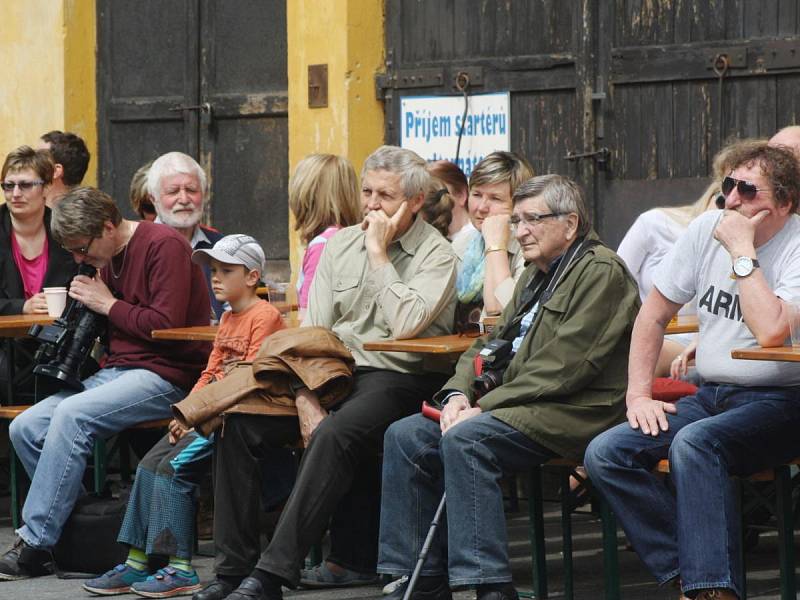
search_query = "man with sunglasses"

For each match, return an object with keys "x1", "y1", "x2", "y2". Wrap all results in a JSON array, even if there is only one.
[
  {"x1": 0, "y1": 187, "x2": 210, "y2": 581},
  {"x1": 585, "y1": 141, "x2": 800, "y2": 600}
]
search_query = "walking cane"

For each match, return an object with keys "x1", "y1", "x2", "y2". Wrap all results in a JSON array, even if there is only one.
[
  {"x1": 403, "y1": 492, "x2": 446, "y2": 600},
  {"x1": 402, "y1": 403, "x2": 447, "y2": 600}
]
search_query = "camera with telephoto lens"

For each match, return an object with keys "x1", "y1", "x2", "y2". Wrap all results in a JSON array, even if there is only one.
[
  {"x1": 27, "y1": 263, "x2": 107, "y2": 391},
  {"x1": 472, "y1": 339, "x2": 513, "y2": 399}
]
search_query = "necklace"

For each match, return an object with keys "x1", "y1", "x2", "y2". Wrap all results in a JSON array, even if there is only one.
[
  {"x1": 110, "y1": 222, "x2": 133, "y2": 279},
  {"x1": 110, "y1": 243, "x2": 128, "y2": 279}
]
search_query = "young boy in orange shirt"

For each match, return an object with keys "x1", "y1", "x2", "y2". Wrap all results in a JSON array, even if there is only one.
[{"x1": 85, "y1": 234, "x2": 284, "y2": 598}]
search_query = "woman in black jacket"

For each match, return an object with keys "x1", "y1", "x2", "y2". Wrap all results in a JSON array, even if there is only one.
[
  {"x1": 0, "y1": 146, "x2": 75, "y2": 315},
  {"x1": 0, "y1": 146, "x2": 76, "y2": 398}
]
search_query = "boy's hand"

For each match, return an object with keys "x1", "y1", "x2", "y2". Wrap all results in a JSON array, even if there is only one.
[{"x1": 168, "y1": 419, "x2": 191, "y2": 444}]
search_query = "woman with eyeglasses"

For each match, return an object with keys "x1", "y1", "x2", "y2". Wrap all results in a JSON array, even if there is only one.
[
  {"x1": 0, "y1": 146, "x2": 77, "y2": 400},
  {"x1": 454, "y1": 151, "x2": 533, "y2": 326},
  {"x1": 0, "y1": 146, "x2": 76, "y2": 316}
]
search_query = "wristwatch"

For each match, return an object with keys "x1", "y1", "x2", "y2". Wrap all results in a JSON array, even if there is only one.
[{"x1": 732, "y1": 256, "x2": 760, "y2": 278}]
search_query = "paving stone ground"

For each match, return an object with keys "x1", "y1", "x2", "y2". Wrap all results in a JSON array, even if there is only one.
[{"x1": 0, "y1": 497, "x2": 793, "y2": 600}]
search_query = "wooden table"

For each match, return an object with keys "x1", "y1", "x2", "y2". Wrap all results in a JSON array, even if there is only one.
[
  {"x1": 362, "y1": 334, "x2": 479, "y2": 355},
  {"x1": 0, "y1": 314, "x2": 54, "y2": 338},
  {"x1": 665, "y1": 315, "x2": 698, "y2": 335},
  {"x1": 731, "y1": 346, "x2": 800, "y2": 362},
  {"x1": 152, "y1": 312, "x2": 301, "y2": 342}
]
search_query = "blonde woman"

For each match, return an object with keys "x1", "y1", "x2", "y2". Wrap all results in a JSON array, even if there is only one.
[
  {"x1": 129, "y1": 160, "x2": 157, "y2": 221},
  {"x1": 456, "y1": 151, "x2": 533, "y2": 322},
  {"x1": 289, "y1": 154, "x2": 362, "y2": 317}
]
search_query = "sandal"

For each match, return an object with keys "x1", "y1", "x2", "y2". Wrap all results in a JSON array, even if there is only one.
[{"x1": 298, "y1": 562, "x2": 379, "y2": 588}]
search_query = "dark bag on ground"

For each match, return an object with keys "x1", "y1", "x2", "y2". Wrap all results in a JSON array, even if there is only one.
[{"x1": 52, "y1": 489, "x2": 129, "y2": 577}]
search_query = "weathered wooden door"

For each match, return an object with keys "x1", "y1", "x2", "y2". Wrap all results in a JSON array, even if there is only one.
[
  {"x1": 382, "y1": 0, "x2": 800, "y2": 248},
  {"x1": 97, "y1": 0, "x2": 289, "y2": 273}
]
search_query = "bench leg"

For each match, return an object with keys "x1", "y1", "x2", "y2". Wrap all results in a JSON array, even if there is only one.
[
  {"x1": 598, "y1": 497, "x2": 620, "y2": 600},
  {"x1": 560, "y1": 469, "x2": 573, "y2": 600},
  {"x1": 528, "y1": 465, "x2": 548, "y2": 599},
  {"x1": 775, "y1": 465, "x2": 796, "y2": 600},
  {"x1": 9, "y1": 443, "x2": 22, "y2": 529},
  {"x1": 93, "y1": 438, "x2": 107, "y2": 494}
]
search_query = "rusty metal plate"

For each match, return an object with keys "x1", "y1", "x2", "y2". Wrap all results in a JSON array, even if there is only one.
[{"x1": 308, "y1": 64, "x2": 328, "y2": 108}]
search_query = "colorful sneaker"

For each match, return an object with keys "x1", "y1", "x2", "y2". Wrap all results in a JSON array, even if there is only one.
[
  {"x1": 131, "y1": 566, "x2": 202, "y2": 598},
  {"x1": 84, "y1": 563, "x2": 150, "y2": 595}
]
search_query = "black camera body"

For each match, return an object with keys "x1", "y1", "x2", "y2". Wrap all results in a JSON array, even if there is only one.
[
  {"x1": 28, "y1": 264, "x2": 106, "y2": 391},
  {"x1": 472, "y1": 339, "x2": 513, "y2": 399}
]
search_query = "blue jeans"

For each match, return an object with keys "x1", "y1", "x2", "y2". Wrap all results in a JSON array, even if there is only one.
[
  {"x1": 584, "y1": 384, "x2": 800, "y2": 598},
  {"x1": 377, "y1": 413, "x2": 555, "y2": 587},
  {"x1": 9, "y1": 367, "x2": 184, "y2": 549}
]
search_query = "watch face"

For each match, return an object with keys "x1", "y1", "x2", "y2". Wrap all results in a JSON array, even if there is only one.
[{"x1": 733, "y1": 256, "x2": 753, "y2": 277}]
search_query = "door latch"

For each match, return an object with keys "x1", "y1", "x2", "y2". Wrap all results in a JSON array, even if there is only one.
[{"x1": 564, "y1": 147, "x2": 611, "y2": 171}]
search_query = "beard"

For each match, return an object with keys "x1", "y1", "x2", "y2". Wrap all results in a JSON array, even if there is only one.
[{"x1": 158, "y1": 208, "x2": 202, "y2": 229}]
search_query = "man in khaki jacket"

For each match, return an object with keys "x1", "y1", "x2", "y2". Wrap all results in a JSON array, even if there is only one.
[{"x1": 195, "y1": 146, "x2": 458, "y2": 600}]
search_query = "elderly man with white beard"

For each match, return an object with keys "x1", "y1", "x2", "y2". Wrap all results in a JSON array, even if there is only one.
[{"x1": 148, "y1": 152, "x2": 225, "y2": 320}]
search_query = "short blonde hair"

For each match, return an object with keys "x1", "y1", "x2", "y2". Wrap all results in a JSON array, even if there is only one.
[
  {"x1": 289, "y1": 154, "x2": 361, "y2": 243},
  {"x1": 469, "y1": 151, "x2": 534, "y2": 197}
]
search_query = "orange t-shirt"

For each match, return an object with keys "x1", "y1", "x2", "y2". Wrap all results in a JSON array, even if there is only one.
[{"x1": 191, "y1": 299, "x2": 284, "y2": 392}]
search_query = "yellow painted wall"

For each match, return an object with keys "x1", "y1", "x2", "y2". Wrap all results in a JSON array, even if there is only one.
[
  {"x1": 0, "y1": 0, "x2": 97, "y2": 186},
  {"x1": 286, "y1": 0, "x2": 385, "y2": 279}
]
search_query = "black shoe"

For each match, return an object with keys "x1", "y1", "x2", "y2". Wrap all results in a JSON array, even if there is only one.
[
  {"x1": 385, "y1": 575, "x2": 452, "y2": 600},
  {"x1": 192, "y1": 578, "x2": 236, "y2": 600},
  {"x1": 226, "y1": 576, "x2": 282, "y2": 600},
  {"x1": 0, "y1": 536, "x2": 53, "y2": 581},
  {"x1": 476, "y1": 583, "x2": 519, "y2": 600}
]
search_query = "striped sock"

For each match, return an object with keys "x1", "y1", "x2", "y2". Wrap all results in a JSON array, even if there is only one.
[
  {"x1": 168, "y1": 556, "x2": 193, "y2": 574},
  {"x1": 125, "y1": 548, "x2": 148, "y2": 571}
]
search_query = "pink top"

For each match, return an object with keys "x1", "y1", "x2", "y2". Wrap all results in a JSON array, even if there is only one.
[
  {"x1": 297, "y1": 225, "x2": 341, "y2": 309},
  {"x1": 10, "y1": 232, "x2": 49, "y2": 299}
]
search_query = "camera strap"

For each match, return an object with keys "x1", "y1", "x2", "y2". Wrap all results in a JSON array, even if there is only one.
[{"x1": 497, "y1": 236, "x2": 601, "y2": 342}]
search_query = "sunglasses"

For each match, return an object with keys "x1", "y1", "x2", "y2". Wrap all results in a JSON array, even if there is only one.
[
  {"x1": 1, "y1": 180, "x2": 44, "y2": 193},
  {"x1": 721, "y1": 176, "x2": 771, "y2": 200}
]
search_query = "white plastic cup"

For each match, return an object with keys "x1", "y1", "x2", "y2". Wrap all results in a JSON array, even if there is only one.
[
  {"x1": 43, "y1": 287, "x2": 67, "y2": 317},
  {"x1": 789, "y1": 300, "x2": 800, "y2": 348}
]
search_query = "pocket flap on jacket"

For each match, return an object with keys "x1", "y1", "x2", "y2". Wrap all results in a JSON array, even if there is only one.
[
  {"x1": 541, "y1": 289, "x2": 570, "y2": 314},
  {"x1": 333, "y1": 276, "x2": 360, "y2": 291}
]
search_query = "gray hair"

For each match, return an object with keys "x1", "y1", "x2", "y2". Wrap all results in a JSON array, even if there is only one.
[
  {"x1": 146, "y1": 152, "x2": 208, "y2": 202},
  {"x1": 361, "y1": 145, "x2": 430, "y2": 200},
  {"x1": 513, "y1": 175, "x2": 592, "y2": 237},
  {"x1": 51, "y1": 187, "x2": 122, "y2": 244}
]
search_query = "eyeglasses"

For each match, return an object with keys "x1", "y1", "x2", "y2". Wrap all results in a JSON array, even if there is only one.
[
  {"x1": 62, "y1": 237, "x2": 95, "y2": 256},
  {"x1": 509, "y1": 212, "x2": 565, "y2": 231},
  {"x1": 1, "y1": 180, "x2": 44, "y2": 193},
  {"x1": 721, "y1": 176, "x2": 771, "y2": 200}
]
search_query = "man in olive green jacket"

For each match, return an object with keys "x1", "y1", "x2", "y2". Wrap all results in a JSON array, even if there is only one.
[{"x1": 376, "y1": 174, "x2": 640, "y2": 600}]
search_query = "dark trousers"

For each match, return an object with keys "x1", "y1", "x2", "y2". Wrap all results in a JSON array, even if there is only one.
[{"x1": 212, "y1": 368, "x2": 447, "y2": 586}]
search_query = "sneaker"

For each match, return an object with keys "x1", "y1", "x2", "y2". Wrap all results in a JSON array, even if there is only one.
[
  {"x1": 84, "y1": 563, "x2": 150, "y2": 595},
  {"x1": 131, "y1": 566, "x2": 202, "y2": 598},
  {"x1": 0, "y1": 536, "x2": 53, "y2": 581}
]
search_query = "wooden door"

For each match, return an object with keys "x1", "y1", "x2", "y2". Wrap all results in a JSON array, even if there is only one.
[
  {"x1": 382, "y1": 0, "x2": 800, "y2": 248},
  {"x1": 97, "y1": 0, "x2": 289, "y2": 273}
]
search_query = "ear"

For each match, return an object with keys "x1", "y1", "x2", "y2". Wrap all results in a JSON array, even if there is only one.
[
  {"x1": 53, "y1": 163, "x2": 64, "y2": 182},
  {"x1": 563, "y1": 213, "x2": 579, "y2": 240},
  {"x1": 407, "y1": 192, "x2": 425, "y2": 214},
  {"x1": 246, "y1": 269, "x2": 261, "y2": 287}
]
